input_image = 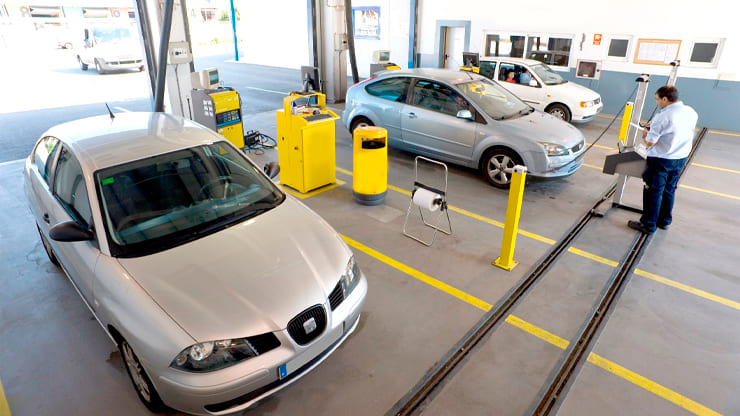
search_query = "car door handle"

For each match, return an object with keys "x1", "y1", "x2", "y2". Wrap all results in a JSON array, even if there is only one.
[
  {"x1": 407, "y1": 112, "x2": 417, "y2": 119},
  {"x1": 43, "y1": 213, "x2": 50, "y2": 224}
]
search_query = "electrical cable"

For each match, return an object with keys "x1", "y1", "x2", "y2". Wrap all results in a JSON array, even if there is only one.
[
  {"x1": 577, "y1": 83, "x2": 639, "y2": 159},
  {"x1": 242, "y1": 130, "x2": 277, "y2": 155}
]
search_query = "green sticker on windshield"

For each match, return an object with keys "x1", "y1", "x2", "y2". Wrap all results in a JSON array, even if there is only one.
[{"x1": 102, "y1": 177, "x2": 115, "y2": 185}]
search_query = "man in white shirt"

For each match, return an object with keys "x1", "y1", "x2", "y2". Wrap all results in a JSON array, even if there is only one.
[{"x1": 628, "y1": 85, "x2": 698, "y2": 234}]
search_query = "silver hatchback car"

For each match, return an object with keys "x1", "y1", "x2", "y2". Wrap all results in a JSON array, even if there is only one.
[
  {"x1": 343, "y1": 68, "x2": 586, "y2": 188},
  {"x1": 23, "y1": 112, "x2": 367, "y2": 415}
]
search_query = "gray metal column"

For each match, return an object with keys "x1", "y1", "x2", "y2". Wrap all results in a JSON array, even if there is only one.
[
  {"x1": 320, "y1": 0, "x2": 348, "y2": 103},
  {"x1": 613, "y1": 74, "x2": 650, "y2": 205}
]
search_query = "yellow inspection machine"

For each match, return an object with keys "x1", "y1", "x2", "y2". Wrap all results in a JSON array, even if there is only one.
[
  {"x1": 276, "y1": 91, "x2": 339, "y2": 193},
  {"x1": 369, "y1": 50, "x2": 401, "y2": 76},
  {"x1": 192, "y1": 87, "x2": 245, "y2": 148},
  {"x1": 352, "y1": 126, "x2": 388, "y2": 205},
  {"x1": 459, "y1": 51, "x2": 480, "y2": 74}
]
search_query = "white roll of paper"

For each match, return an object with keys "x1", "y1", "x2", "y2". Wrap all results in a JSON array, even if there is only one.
[{"x1": 412, "y1": 188, "x2": 442, "y2": 212}]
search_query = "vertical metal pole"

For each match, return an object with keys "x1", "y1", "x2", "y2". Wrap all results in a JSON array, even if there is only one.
[
  {"x1": 134, "y1": 0, "x2": 157, "y2": 101},
  {"x1": 153, "y1": 0, "x2": 174, "y2": 113},
  {"x1": 494, "y1": 166, "x2": 527, "y2": 271},
  {"x1": 307, "y1": 0, "x2": 318, "y2": 68},
  {"x1": 667, "y1": 60, "x2": 680, "y2": 87},
  {"x1": 344, "y1": 0, "x2": 359, "y2": 84},
  {"x1": 230, "y1": 0, "x2": 238, "y2": 62},
  {"x1": 408, "y1": 0, "x2": 418, "y2": 68},
  {"x1": 613, "y1": 75, "x2": 650, "y2": 205}
]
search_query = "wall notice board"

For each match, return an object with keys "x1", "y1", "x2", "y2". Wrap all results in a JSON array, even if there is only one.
[{"x1": 634, "y1": 38, "x2": 681, "y2": 65}]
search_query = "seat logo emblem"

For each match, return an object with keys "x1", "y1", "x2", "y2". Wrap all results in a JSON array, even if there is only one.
[{"x1": 303, "y1": 317, "x2": 317, "y2": 334}]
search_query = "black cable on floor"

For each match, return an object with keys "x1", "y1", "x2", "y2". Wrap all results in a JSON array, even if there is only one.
[{"x1": 242, "y1": 130, "x2": 277, "y2": 155}]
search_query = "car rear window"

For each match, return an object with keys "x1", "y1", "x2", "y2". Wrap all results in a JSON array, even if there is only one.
[{"x1": 365, "y1": 77, "x2": 411, "y2": 102}]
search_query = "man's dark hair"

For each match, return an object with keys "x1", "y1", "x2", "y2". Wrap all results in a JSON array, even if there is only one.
[{"x1": 656, "y1": 86, "x2": 679, "y2": 102}]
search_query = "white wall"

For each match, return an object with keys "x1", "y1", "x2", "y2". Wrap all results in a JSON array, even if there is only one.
[
  {"x1": 417, "y1": 0, "x2": 738, "y2": 81},
  {"x1": 350, "y1": 0, "x2": 411, "y2": 78}
]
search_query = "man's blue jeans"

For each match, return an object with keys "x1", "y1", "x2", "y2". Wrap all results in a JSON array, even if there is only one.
[{"x1": 640, "y1": 156, "x2": 687, "y2": 231}]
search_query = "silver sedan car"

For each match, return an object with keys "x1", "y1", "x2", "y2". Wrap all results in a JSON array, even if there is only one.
[
  {"x1": 23, "y1": 112, "x2": 367, "y2": 415},
  {"x1": 343, "y1": 68, "x2": 586, "y2": 188}
]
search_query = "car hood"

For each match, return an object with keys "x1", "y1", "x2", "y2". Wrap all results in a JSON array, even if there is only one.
[
  {"x1": 92, "y1": 41, "x2": 141, "y2": 59},
  {"x1": 500, "y1": 110, "x2": 584, "y2": 146},
  {"x1": 549, "y1": 81, "x2": 601, "y2": 101},
  {"x1": 117, "y1": 197, "x2": 349, "y2": 342}
]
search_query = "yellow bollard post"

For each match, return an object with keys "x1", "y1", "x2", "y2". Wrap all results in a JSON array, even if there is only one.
[
  {"x1": 494, "y1": 165, "x2": 527, "y2": 271},
  {"x1": 617, "y1": 102, "x2": 634, "y2": 147}
]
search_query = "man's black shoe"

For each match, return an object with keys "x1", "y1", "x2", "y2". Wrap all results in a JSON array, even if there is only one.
[
  {"x1": 628, "y1": 220, "x2": 654, "y2": 234},
  {"x1": 657, "y1": 223, "x2": 670, "y2": 230}
]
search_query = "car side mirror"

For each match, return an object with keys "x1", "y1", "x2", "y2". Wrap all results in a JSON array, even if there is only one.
[
  {"x1": 49, "y1": 221, "x2": 94, "y2": 242},
  {"x1": 456, "y1": 109, "x2": 473, "y2": 120},
  {"x1": 264, "y1": 161, "x2": 280, "y2": 179}
]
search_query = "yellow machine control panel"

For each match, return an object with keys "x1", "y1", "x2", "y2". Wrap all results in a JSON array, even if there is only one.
[
  {"x1": 276, "y1": 92, "x2": 339, "y2": 193},
  {"x1": 459, "y1": 65, "x2": 480, "y2": 73},
  {"x1": 192, "y1": 88, "x2": 245, "y2": 148}
]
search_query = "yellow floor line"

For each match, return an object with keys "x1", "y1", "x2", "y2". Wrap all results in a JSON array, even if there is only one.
[
  {"x1": 679, "y1": 184, "x2": 740, "y2": 201},
  {"x1": 585, "y1": 142, "x2": 615, "y2": 150},
  {"x1": 341, "y1": 235, "x2": 493, "y2": 311},
  {"x1": 583, "y1": 163, "x2": 602, "y2": 170},
  {"x1": 691, "y1": 163, "x2": 740, "y2": 175},
  {"x1": 587, "y1": 354, "x2": 722, "y2": 416},
  {"x1": 335, "y1": 166, "x2": 740, "y2": 311},
  {"x1": 708, "y1": 130, "x2": 740, "y2": 137},
  {"x1": 340, "y1": 232, "x2": 724, "y2": 416},
  {"x1": 0, "y1": 378, "x2": 10, "y2": 416}
]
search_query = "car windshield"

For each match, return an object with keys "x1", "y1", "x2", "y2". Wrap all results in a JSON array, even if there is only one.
[
  {"x1": 95, "y1": 141, "x2": 285, "y2": 257},
  {"x1": 456, "y1": 78, "x2": 530, "y2": 120},
  {"x1": 93, "y1": 27, "x2": 133, "y2": 44},
  {"x1": 530, "y1": 63, "x2": 567, "y2": 85}
]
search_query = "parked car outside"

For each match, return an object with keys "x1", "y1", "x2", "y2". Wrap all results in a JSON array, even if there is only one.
[
  {"x1": 343, "y1": 68, "x2": 586, "y2": 188},
  {"x1": 23, "y1": 112, "x2": 367, "y2": 415},
  {"x1": 76, "y1": 25, "x2": 145, "y2": 74},
  {"x1": 477, "y1": 57, "x2": 602, "y2": 123}
]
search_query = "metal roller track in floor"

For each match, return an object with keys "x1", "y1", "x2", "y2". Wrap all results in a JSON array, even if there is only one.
[{"x1": 387, "y1": 128, "x2": 709, "y2": 416}]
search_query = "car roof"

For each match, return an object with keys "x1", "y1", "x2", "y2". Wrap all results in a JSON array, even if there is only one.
[
  {"x1": 479, "y1": 57, "x2": 542, "y2": 66},
  {"x1": 375, "y1": 68, "x2": 485, "y2": 84},
  {"x1": 44, "y1": 112, "x2": 223, "y2": 171}
]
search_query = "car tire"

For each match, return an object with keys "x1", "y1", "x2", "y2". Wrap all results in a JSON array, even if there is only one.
[
  {"x1": 37, "y1": 225, "x2": 59, "y2": 266},
  {"x1": 78, "y1": 56, "x2": 88, "y2": 71},
  {"x1": 546, "y1": 103, "x2": 571, "y2": 122},
  {"x1": 95, "y1": 59, "x2": 107, "y2": 75},
  {"x1": 350, "y1": 117, "x2": 374, "y2": 134},
  {"x1": 119, "y1": 339, "x2": 167, "y2": 413},
  {"x1": 480, "y1": 147, "x2": 523, "y2": 189}
]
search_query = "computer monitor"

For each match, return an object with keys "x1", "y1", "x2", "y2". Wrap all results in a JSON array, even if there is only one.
[
  {"x1": 300, "y1": 66, "x2": 320, "y2": 92},
  {"x1": 372, "y1": 50, "x2": 390, "y2": 64},
  {"x1": 575, "y1": 59, "x2": 601, "y2": 79},
  {"x1": 462, "y1": 52, "x2": 479, "y2": 67},
  {"x1": 191, "y1": 68, "x2": 220, "y2": 89}
]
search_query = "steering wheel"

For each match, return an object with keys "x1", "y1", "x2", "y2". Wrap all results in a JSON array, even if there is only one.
[{"x1": 197, "y1": 177, "x2": 248, "y2": 200}]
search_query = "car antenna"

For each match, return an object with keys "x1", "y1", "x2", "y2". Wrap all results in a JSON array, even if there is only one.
[{"x1": 104, "y1": 103, "x2": 115, "y2": 120}]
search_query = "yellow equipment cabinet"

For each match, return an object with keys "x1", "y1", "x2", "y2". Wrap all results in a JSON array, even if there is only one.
[
  {"x1": 192, "y1": 88, "x2": 245, "y2": 148},
  {"x1": 459, "y1": 65, "x2": 480, "y2": 73},
  {"x1": 276, "y1": 92, "x2": 339, "y2": 193},
  {"x1": 352, "y1": 126, "x2": 388, "y2": 205}
]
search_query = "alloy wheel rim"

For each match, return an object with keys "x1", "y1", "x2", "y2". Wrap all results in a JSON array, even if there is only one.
[
  {"x1": 488, "y1": 155, "x2": 514, "y2": 185},
  {"x1": 122, "y1": 342, "x2": 151, "y2": 402},
  {"x1": 550, "y1": 109, "x2": 565, "y2": 119}
]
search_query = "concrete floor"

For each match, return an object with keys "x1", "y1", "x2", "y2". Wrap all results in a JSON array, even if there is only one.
[{"x1": 1, "y1": 111, "x2": 739, "y2": 416}]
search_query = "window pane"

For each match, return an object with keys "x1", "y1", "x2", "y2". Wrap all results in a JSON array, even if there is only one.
[
  {"x1": 479, "y1": 61, "x2": 496, "y2": 79},
  {"x1": 365, "y1": 77, "x2": 410, "y2": 102},
  {"x1": 690, "y1": 43, "x2": 718, "y2": 63},
  {"x1": 608, "y1": 39, "x2": 629, "y2": 57},
  {"x1": 34, "y1": 136, "x2": 59, "y2": 183},
  {"x1": 53, "y1": 147, "x2": 92, "y2": 227}
]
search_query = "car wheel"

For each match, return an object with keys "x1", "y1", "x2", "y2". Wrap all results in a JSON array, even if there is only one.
[
  {"x1": 481, "y1": 148, "x2": 523, "y2": 189},
  {"x1": 119, "y1": 339, "x2": 167, "y2": 412},
  {"x1": 78, "y1": 56, "x2": 88, "y2": 71},
  {"x1": 546, "y1": 103, "x2": 571, "y2": 122},
  {"x1": 95, "y1": 59, "x2": 106, "y2": 74},
  {"x1": 350, "y1": 117, "x2": 374, "y2": 134},
  {"x1": 37, "y1": 225, "x2": 59, "y2": 266}
]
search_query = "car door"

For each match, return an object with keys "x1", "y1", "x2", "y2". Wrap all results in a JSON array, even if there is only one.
[
  {"x1": 498, "y1": 62, "x2": 547, "y2": 111},
  {"x1": 363, "y1": 76, "x2": 412, "y2": 143},
  {"x1": 401, "y1": 78, "x2": 477, "y2": 163},
  {"x1": 46, "y1": 145, "x2": 101, "y2": 307}
]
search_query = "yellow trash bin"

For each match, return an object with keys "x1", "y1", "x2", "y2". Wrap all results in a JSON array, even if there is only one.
[{"x1": 353, "y1": 126, "x2": 388, "y2": 205}]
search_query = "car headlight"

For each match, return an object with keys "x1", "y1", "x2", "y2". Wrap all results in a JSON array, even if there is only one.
[
  {"x1": 172, "y1": 334, "x2": 280, "y2": 372},
  {"x1": 340, "y1": 256, "x2": 361, "y2": 296},
  {"x1": 579, "y1": 100, "x2": 594, "y2": 108},
  {"x1": 538, "y1": 142, "x2": 569, "y2": 156}
]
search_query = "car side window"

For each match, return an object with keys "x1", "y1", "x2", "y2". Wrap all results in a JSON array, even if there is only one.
[
  {"x1": 479, "y1": 61, "x2": 496, "y2": 79},
  {"x1": 364, "y1": 77, "x2": 411, "y2": 103},
  {"x1": 411, "y1": 80, "x2": 467, "y2": 117},
  {"x1": 53, "y1": 146, "x2": 93, "y2": 229},
  {"x1": 33, "y1": 136, "x2": 60, "y2": 184}
]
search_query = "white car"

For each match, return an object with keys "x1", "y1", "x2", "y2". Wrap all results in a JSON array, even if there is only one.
[
  {"x1": 476, "y1": 57, "x2": 603, "y2": 123},
  {"x1": 77, "y1": 26, "x2": 145, "y2": 74},
  {"x1": 23, "y1": 112, "x2": 367, "y2": 415}
]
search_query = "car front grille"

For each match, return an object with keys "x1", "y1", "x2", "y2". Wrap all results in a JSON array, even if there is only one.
[
  {"x1": 287, "y1": 305, "x2": 326, "y2": 345},
  {"x1": 329, "y1": 281, "x2": 344, "y2": 311},
  {"x1": 247, "y1": 333, "x2": 281, "y2": 355}
]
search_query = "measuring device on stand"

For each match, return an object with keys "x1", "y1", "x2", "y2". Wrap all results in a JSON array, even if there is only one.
[{"x1": 600, "y1": 61, "x2": 680, "y2": 213}]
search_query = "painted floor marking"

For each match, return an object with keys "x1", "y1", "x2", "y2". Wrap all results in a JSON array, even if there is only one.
[
  {"x1": 0, "y1": 377, "x2": 10, "y2": 416},
  {"x1": 243, "y1": 86, "x2": 289, "y2": 95},
  {"x1": 691, "y1": 163, "x2": 740, "y2": 175}
]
